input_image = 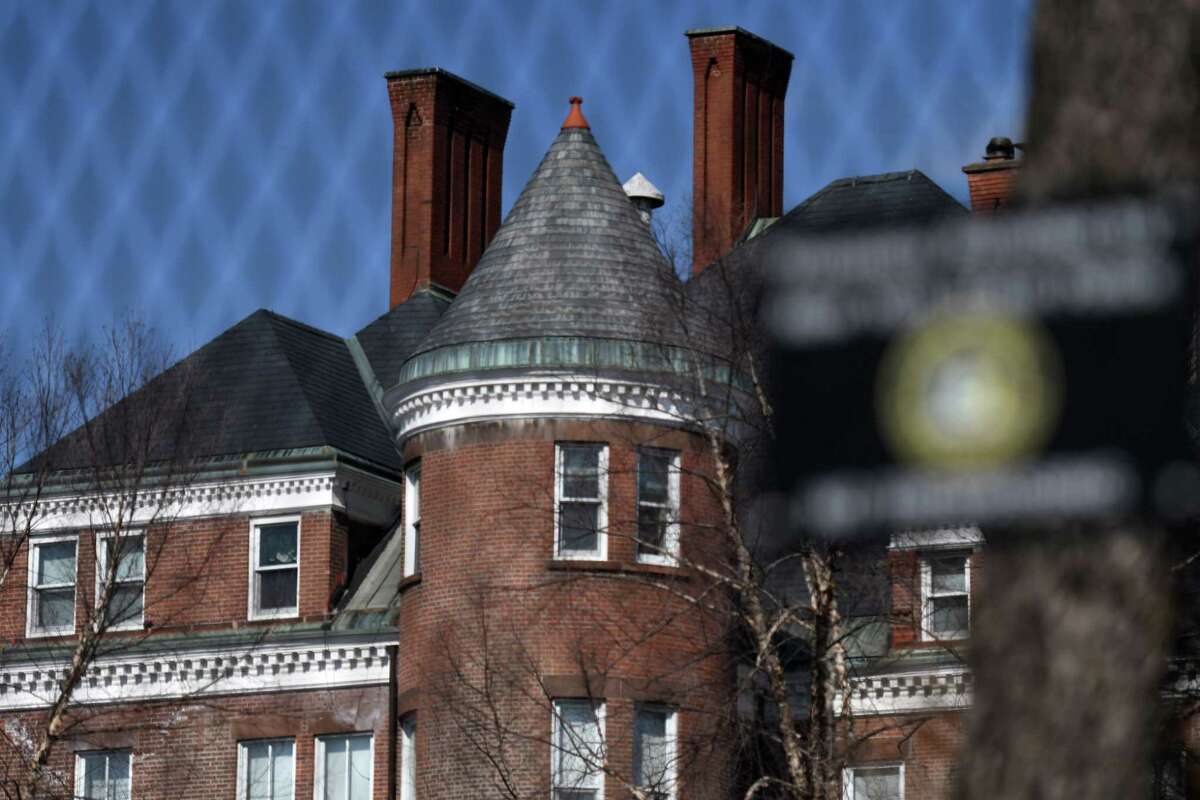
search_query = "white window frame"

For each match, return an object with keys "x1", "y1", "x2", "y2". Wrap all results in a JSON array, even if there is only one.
[
  {"x1": 635, "y1": 449, "x2": 681, "y2": 566},
  {"x1": 634, "y1": 703, "x2": 677, "y2": 800},
  {"x1": 314, "y1": 732, "x2": 374, "y2": 800},
  {"x1": 237, "y1": 738, "x2": 296, "y2": 800},
  {"x1": 247, "y1": 516, "x2": 302, "y2": 621},
  {"x1": 26, "y1": 533, "x2": 78, "y2": 638},
  {"x1": 96, "y1": 530, "x2": 145, "y2": 631},
  {"x1": 920, "y1": 551, "x2": 971, "y2": 642},
  {"x1": 551, "y1": 699, "x2": 606, "y2": 800},
  {"x1": 843, "y1": 762, "x2": 905, "y2": 800},
  {"x1": 554, "y1": 443, "x2": 609, "y2": 561},
  {"x1": 399, "y1": 717, "x2": 416, "y2": 800},
  {"x1": 75, "y1": 748, "x2": 133, "y2": 800},
  {"x1": 404, "y1": 462, "x2": 421, "y2": 577}
]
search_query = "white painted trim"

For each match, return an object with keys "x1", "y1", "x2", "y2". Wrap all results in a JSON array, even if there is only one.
[
  {"x1": 635, "y1": 449, "x2": 681, "y2": 567},
  {"x1": 399, "y1": 717, "x2": 416, "y2": 800},
  {"x1": 551, "y1": 699, "x2": 606, "y2": 800},
  {"x1": 248, "y1": 516, "x2": 302, "y2": 622},
  {"x1": 889, "y1": 527, "x2": 983, "y2": 551},
  {"x1": 75, "y1": 748, "x2": 133, "y2": 800},
  {"x1": 843, "y1": 666, "x2": 971, "y2": 716},
  {"x1": 0, "y1": 634, "x2": 394, "y2": 711},
  {"x1": 391, "y1": 375, "x2": 717, "y2": 445},
  {"x1": 237, "y1": 737, "x2": 296, "y2": 800},
  {"x1": 26, "y1": 533, "x2": 78, "y2": 639},
  {"x1": 95, "y1": 530, "x2": 146, "y2": 633},
  {"x1": 314, "y1": 732, "x2": 374, "y2": 800},
  {"x1": 403, "y1": 463, "x2": 420, "y2": 578},
  {"x1": 634, "y1": 703, "x2": 677, "y2": 800},
  {"x1": 554, "y1": 444, "x2": 609, "y2": 562},
  {"x1": 2, "y1": 466, "x2": 401, "y2": 536},
  {"x1": 843, "y1": 762, "x2": 905, "y2": 800},
  {"x1": 919, "y1": 552, "x2": 971, "y2": 643}
]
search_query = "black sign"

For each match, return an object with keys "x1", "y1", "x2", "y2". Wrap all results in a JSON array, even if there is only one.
[{"x1": 765, "y1": 197, "x2": 1197, "y2": 537}]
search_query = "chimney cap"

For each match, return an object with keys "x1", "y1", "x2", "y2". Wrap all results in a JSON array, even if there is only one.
[
  {"x1": 382, "y1": 67, "x2": 515, "y2": 108},
  {"x1": 684, "y1": 26, "x2": 795, "y2": 59},
  {"x1": 623, "y1": 172, "x2": 665, "y2": 209},
  {"x1": 562, "y1": 96, "x2": 590, "y2": 130},
  {"x1": 985, "y1": 136, "x2": 1017, "y2": 160}
]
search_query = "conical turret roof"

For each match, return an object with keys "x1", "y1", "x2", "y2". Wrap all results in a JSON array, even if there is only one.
[{"x1": 398, "y1": 113, "x2": 695, "y2": 386}]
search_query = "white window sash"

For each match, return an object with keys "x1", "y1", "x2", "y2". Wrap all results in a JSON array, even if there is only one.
[
  {"x1": 634, "y1": 704, "x2": 677, "y2": 800},
  {"x1": 920, "y1": 553, "x2": 970, "y2": 641},
  {"x1": 247, "y1": 516, "x2": 301, "y2": 621},
  {"x1": 554, "y1": 444, "x2": 609, "y2": 561},
  {"x1": 75, "y1": 749, "x2": 132, "y2": 800},
  {"x1": 26, "y1": 533, "x2": 78, "y2": 638},
  {"x1": 635, "y1": 449, "x2": 681, "y2": 566},
  {"x1": 96, "y1": 531, "x2": 146, "y2": 631},
  {"x1": 399, "y1": 718, "x2": 416, "y2": 800},
  {"x1": 314, "y1": 733, "x2": 374, "y2": 800},
  {"x1": 237, "y1": 738, "x2": 295, "y2": 800},
  {"x1": 551, "y1": 700, "x2": 606, "y2": 799},
  {"x1": 843, "y1": 763, "x2": 905, "y2": 800},
  {"x1": 404, "y1": 464, "x2": 421, "y2": 578}
]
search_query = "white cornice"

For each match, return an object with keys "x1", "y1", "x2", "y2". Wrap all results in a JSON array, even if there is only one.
[
  {"x1": 390, "y1": 374, "x2": 728, "y2": 443},
  {"x1": 843, "y1": 666, "x2": 972, "y2": 716},
  {"x1": 3, "y1": 466, "x2": 400, "y2": 535},
  {"x1": 889, "y1": 527, "x2": 984, "y2": 552},
  {"x1": 0, "y1": 634, "x2": 394, "y2": 711}
]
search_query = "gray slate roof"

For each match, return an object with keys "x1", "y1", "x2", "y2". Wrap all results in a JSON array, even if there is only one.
[
  {"x1": 38, "y1": 310, "x2": 402, "y2": 474},
  {"x1": 768, "y1": 169, "x2": 967, "y2": 235},
  {"x1": 409, "y1": 127, "x2": 686, "y2": 358},
  {"x1": 355, "y1": 290, "x2": 452, "y2": 389}
]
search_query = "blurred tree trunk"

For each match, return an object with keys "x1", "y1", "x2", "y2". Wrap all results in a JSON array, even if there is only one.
[{"x1": 961, "y1": 1, "x2": 1199, "y2": 798}]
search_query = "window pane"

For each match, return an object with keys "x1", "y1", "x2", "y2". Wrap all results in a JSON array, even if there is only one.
[
  {"x1": 635, "y1": 708, "x2": 671, "y2": 792},
  {"x1": 554, "y1": 791, "x2": 597, "y2": 800},
  {"x1": 931, "y1": 596, "x2": 969, "y2": 638},
  {"x1": 111, "y1": 538, "x2": 144, "y2": 581},
  {"x1": 108, "y1": 752, "x2": 131, "y2": 800},
  {"x1": 637, "y1": 506, "x2": 667, "y2": 553},
  {"x1": 556, "y1": 702, "x2": 602, "y2": 790},
  {"x1": 272, "y1": 741, "x2": 294, "y2": 799},
  {"x1": 109, "y1": 584, "x2": 143, "y2": 626},
  {"x1": 638, "y1": 452, "x2": 671, "y2": 505},
  {"x1": 930, "y1": 557, "x2": 966, "y2": 593},
  {"x1": 400, "y1": 719, "x2": 416, "y2": 800},
  {"x1": 37, "y1": 541, "x2": 75, "y2": 585},
  {"x1": 562, "y1": 446, "x2": 601, "y2": 499},
  {"x1": 37, "y1": 587, "x2": 74, "y2": 630},
  {"x1": 560, "y1": 503, "x2": 599, "y2": 554},
  {"x1": 258, "y1": 569, "x2": 298, "y2": 612},
  {"x1": 245, "y1": 742, "x2": 272, "y2": 800},
  {"x1": 348, "y1": 736, "x2": 372, "y2": 799},
  {"x1": 323, "y1": 739, "x2": 348, "y2": 800},
  {"x1": 258, "y1": 524, "x2": 298, "y2": 567},
  {"x1": 853, "y1": 767, "x2": 901, "y2": 800},
  {"x1": 79, "y1": 753, "x2": 107, "y2": 800}
]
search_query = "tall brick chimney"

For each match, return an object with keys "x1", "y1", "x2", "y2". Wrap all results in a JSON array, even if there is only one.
[
  {"x1": 686, "y1": 27, "x2": 793, "y2": 275},
  {"x1": 385, "y1": 69, "x2": 514, "y2": 309},
  {"x1": 962, "y1": 136, "x2": 1023, "y2": 214}
]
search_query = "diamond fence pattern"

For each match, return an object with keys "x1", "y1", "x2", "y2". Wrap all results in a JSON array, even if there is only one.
[{"x1": 0, "y1": 0, "x2": 1032, "y2": 362}]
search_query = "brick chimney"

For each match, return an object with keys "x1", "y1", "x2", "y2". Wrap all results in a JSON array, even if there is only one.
[
  {"x1": 385, "y1": 69, "x2": 514, "y2": 309},
  {"x1": 962, "y1": 136, "x2": 1023, "y2": 214},
  {"x1": 686, "y1": 27, "x2": 793, "y2": 275}
]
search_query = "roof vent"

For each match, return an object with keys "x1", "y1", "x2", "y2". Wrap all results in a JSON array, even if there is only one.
[
  {"x1": 622, "y1": 172, "x2": 665, "y2": 223},
  {"x1": 985, "y1": 136, "x2": 1016, "y2": 161}
]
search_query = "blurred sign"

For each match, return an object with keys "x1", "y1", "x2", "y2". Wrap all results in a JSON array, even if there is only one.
[{"x1": 766, "y1": 197, "x2": 1197, "y2": 537}]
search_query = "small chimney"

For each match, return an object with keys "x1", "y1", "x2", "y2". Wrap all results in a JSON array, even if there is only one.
[
  {"x1": 385, "y1": 69, "x2": 514, "y2": 309},
  {"x1": 623, "y1": 172, "x2": 665, "y2": 224},
  {"x1": 686, "y1": 27, "x2": 793, "y2": 275},
  {"x1": 962, "y1": 136, "x2": 1023, "y2": 214}
]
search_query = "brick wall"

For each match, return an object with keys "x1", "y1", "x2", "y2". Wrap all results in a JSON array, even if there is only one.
[
  {"x1": 962, "y1": 163, "x2": 1020, "y2": 213},
  {"x1": 846, "y1": 710, "x2": 967, "y2": 800},
  {"x1": 888, "y1": 548, "x2": 982, "y2": 649},
  {"x1": 395, "y1": 418, "x2": 736, "y2": 799}
]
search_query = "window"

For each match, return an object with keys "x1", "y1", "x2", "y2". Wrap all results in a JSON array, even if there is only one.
[
  {"x1": 636, "y1": 449, "x2": 680, "y2": 565},
  {"x1": 921, "y1": 553, "x2": 970, "y2": 640},
  {"x1": 76, "y1": 749, "x2": 131, "y2": 800},
  {"x1": 238, "y1": 738, "x2": 294, "y2": 800},
  {"x1": 634, "y1": 705, "x2": 676, "y2": 800},
  {"x1": 399, "y1": 718, "x2": 416, "y2": 800},
  {"x1": 28, "y1": 536, "x2": 77, "y2": 636},
  {"x1": 97, "y1": 533, "x2": 145, "y2": 630},
  {"x1": 843, "y1": 764, "x2": 903, "y2": 800},
  {"x1": 315, "y1": 734, "x2": 373, "y2": 800},
  {"x1": 249, "y1": 518, "x2": 300, "y2": 620},
  {"x1": 555, "y1": 444, "x2": 608, "y2": 560},
  {"x1": 552, "y1": 700, "x2": 605, "y2": 800},
  {"x1": 404, "y1": 463, "x2": 421, "y2": 577}
]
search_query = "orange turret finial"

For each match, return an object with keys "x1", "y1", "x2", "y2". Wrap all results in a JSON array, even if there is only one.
[{"x1": 561, "y1": 96, "x2": 589, "y2": 129}]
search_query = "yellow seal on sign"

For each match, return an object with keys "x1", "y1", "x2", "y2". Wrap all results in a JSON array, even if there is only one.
[{"x1": 875, "y1": 314, "x2": 1062, "y2": 471}]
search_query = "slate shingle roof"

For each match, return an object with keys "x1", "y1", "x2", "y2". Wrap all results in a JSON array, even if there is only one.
[
  {"x1": 40, "y1": 310, "x2": 401, "y2": 473},
  {"x1": 409, "y1": 127, "x2": 686, "y2": 359},
  {"x1": 354, "y1": 290, "x2": 452, "y2": 390},
  {"x1": 769, "y1": 169, "x2": 967, "y2": 235}
]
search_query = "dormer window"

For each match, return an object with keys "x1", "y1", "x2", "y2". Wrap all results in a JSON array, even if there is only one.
[
  {"x1": 249, "y1": 517, "x2": 300, "y2": 620},
  {"x1": 922, "y1": 553, "x2": 970, "y2": 641},
  {"x1": 555, "y1": 443, "x2": 608, "y2": 560}
]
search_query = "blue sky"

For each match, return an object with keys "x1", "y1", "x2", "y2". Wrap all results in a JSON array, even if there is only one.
[{"x1": 0, "y1": 0, "x2": 1033, "y2": 362}]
